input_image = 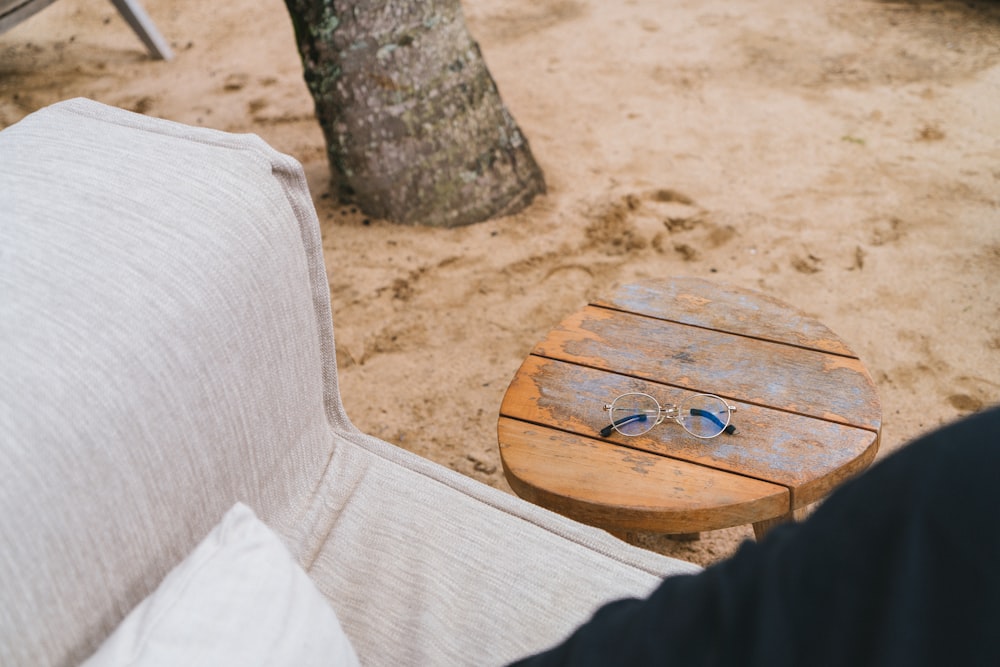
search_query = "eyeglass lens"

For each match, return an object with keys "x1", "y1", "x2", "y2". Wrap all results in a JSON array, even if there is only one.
[
  {"x1": 679, "y1": 394, "x2": 730, "y2": 438},
  {"x1": 608, "y1": 393, "x2": 659, "y2": 436}
]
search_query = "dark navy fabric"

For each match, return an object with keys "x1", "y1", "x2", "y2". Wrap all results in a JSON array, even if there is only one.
[{"x1": 512, "y1": 406, "x2": 1000, "y2": 667}]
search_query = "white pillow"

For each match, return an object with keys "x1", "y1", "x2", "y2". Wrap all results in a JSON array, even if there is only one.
[{"x1": 83, "y1": 503, "x2": 360, "y2": 667}]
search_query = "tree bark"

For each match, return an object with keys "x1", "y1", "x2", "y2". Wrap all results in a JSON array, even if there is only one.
[{"x1": 283, "y1": 0, "x2": 546, "y2": 227}]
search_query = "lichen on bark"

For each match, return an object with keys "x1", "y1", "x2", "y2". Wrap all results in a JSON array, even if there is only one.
[{"x1": 284, "y1": 0, "x2": 545, "y2": 227}]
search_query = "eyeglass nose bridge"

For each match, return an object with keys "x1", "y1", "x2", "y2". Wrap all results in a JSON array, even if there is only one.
[
  {"x1": 645, "y1": 408, "x2": 668, "y2": 427},
  {"x1": 661, "y1": 404, "x2": 680, "y2": 421}
]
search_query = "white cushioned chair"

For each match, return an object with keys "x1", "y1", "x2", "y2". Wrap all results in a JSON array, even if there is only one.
[{"x1": 0, "y1": 98, "x2": 700, "y2": 666}]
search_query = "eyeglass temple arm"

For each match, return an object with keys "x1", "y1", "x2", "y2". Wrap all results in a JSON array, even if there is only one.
[
  {"x1": 599, "y1": 413, "x2": 647, "y2": 438},
  {"x1": 689, "y1": 407, "x2": 737, "y2": 435}
]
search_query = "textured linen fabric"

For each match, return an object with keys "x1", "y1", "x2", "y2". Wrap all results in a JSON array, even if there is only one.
[
  {"x1": 0, "y1": 98, "x2": 700, "y2": 667},
  {"x1": 303, "y1": 426, "x2": 703, "y2": 666},
  {"x1": 83, "y1": 503, "x2": 360, "y2": 667},
  {"x1": 0, "y1": 99, "x2": 341, "y2": 666}
]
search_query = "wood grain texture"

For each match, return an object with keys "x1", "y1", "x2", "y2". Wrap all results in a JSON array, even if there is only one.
[
  {"x1": 592, "y1": 277, "x2": 855, "y2": 356},
  {"x1": 499, "y1": 418, "x2": 789, "y2": 533},
  {"x1": 532, "y1": 306, "x2": 881, "y2": 432},
  {"x1": 753, "y1": 511, "x2": 795, "y2": 540},
  {"x1": 497, "y1": 278, "x2": 883, "y2": 537},
  {"x1": 500, "y1": 355, "x2": 878, "y2": 507}
]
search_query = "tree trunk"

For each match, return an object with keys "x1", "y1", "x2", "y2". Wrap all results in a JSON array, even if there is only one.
[{"x1": 283, "y1": 0, "x2": 546, "y2": 227}]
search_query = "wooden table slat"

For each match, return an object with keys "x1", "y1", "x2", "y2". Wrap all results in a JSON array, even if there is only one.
[
  {"x1": 593, "y1": 277, "x2": 856, "y2": 357},
  {"x1": 499, "y1": 417, "x2": 790, "y2": 534},
  {"x1": 533, "y1": 306, "x2": 882, "y2": 432},
  {"x1": 501, "y1": 355, "x2": 879, "y2": 507}
]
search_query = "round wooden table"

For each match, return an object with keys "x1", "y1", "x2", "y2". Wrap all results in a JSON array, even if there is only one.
[{"x1": 498, "y1": 277, "x2": 881, "y2": 540}]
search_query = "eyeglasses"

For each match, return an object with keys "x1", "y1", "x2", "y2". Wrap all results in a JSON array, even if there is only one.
[{"x1": 600, "y1": 392, "x2": 737, "y2": 439}]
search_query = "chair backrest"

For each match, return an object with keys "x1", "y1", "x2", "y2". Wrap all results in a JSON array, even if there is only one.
[{"x1": 0, "y1": 98, "x2": 344, "y2": 666}]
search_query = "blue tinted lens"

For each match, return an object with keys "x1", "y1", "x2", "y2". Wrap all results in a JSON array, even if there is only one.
[
  {"x1": 610, "y1": 393, "x2": 658, "y2": 436},
  {"x1": 679, "y1": 394, "x2": 729, "y2": 438}
]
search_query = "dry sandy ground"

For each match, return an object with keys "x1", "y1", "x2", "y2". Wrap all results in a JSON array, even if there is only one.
[{"x1": 2, "y1": 0, "x2": 999, "y2": 566}]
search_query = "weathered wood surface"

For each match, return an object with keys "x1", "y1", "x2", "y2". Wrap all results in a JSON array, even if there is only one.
[
  {"x1": 532, "y1": 307, "x2": 880, "y2": 431},
  {"x1": 593, "y1": 277, "x2": 856, "y2": 356},
  {"x1": 497, "y1": 277, "x2": 882, "y2": 537},
  {"x1": 501, "y1": 355, "x2": 878, "y2": 508},
  {"x1": 752, "y1": 511, "x2": 795, "y2": 540},
  {"x1": 499, "y1": 417, "x2": 789, "y2": 534}
]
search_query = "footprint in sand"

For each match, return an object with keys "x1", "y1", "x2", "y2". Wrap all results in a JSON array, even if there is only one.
[{"x1": 584, "y1": 187, "x2": 740, "y2": 263}]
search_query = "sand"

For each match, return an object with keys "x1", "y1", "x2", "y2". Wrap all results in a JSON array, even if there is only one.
[{"x1": 2, "y1": 0, "x2": 998, "y2": 566}]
